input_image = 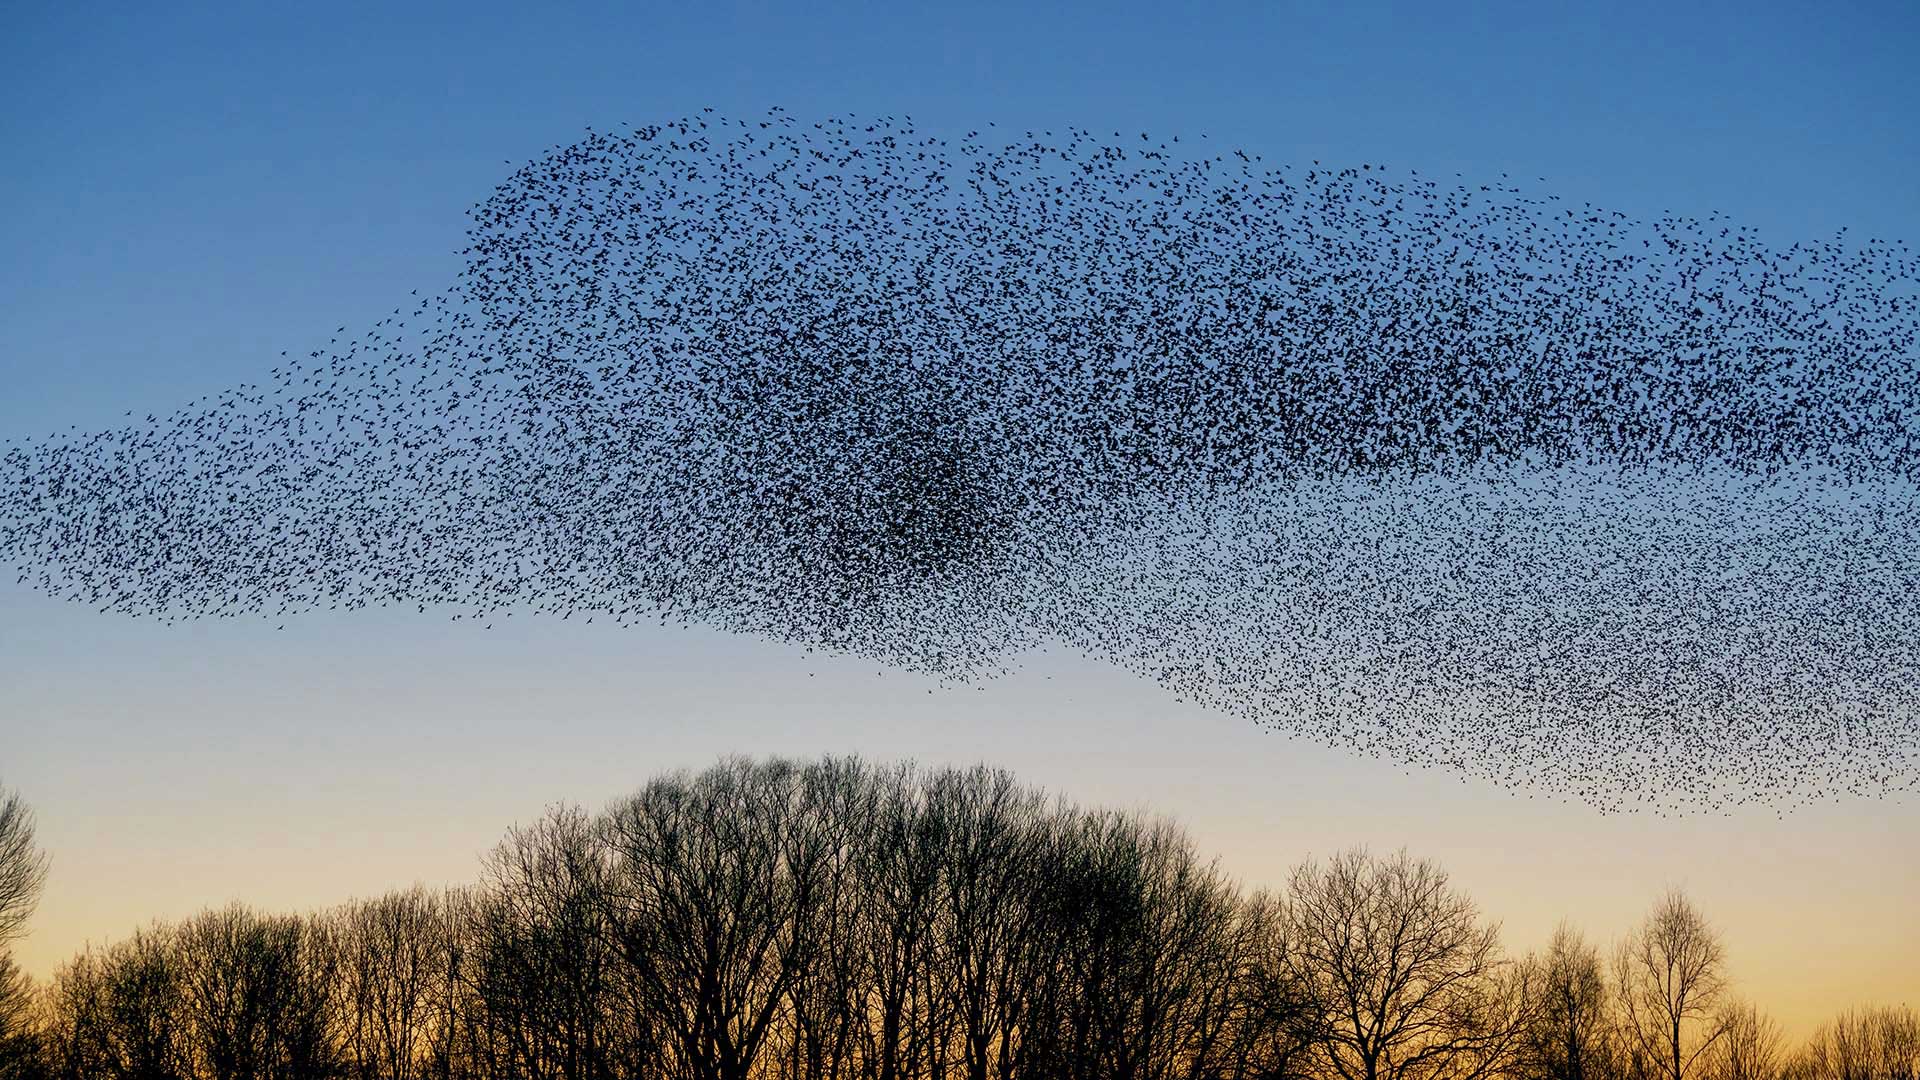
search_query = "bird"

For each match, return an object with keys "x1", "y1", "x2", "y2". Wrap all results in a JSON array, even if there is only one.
[{"x1": 1, "y1": 107, "x2": 1916, "y2": 816}]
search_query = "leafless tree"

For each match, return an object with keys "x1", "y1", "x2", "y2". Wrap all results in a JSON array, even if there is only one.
[
  {"x1": 1706, "y1": 1001, "x2": 1783, "y2": 1080},
  {"x1": 0, "y1": 788, "x2": 53, "y2": 1079},
  {"x1": 603, "y1": 758, "x2": 837, "y2": 1080},
  {"x1": 0, "y1": 953, "x2": 40, "y2": 1080},
  {"x1": 37, "y1": 755, "x2": 1902, "y2": 1080},
  {"x1": 1793, "y1": 1005, "x2": 1920, "y2": 1080},
  {"x1": 1212, "y1": 890, "x2": 1317, "y2": 1080},
  {"x1": 925, "y1": 764, "x2": 1055, "y2": 1080},
  {"x1": 779, "y1": 758, "x2": 892, "y2": 1080},
  {"x1": 42, "y1": 925, "x2": 187, "y2": 1080},
  {"x1": 329, "y1": 886, "x2": 463, "y2": 1080},
  {"x1": 460, "y1": 804, "x2": 634, "y2": 1080},
  {"x1": 1884, "y1": 1008, "x2": 1920, "y2": 1080},
  {"x1": 1062, "y1": 814, "x2": 1272, "y2": 1080},
  {"x1": 1614, "y1": 890, "x2": 1729, "y2": 1080},
  {"x1": 172, "y1": 903, "x2": 339, "y2": 1080},
  {"x1": 0, "y1": 788, "x2": 49, "y2": 949},
  {"x1": 1523, "y1": 924, "x2": 1620, "y2": 1080},
  {"x1": 1282, "y1": 847, "x2": 1534, "y2": 1080}
]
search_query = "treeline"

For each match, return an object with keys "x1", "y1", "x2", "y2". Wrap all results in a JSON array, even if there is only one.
[{"x1": 0, "y1": 759, "x2": 1913, "y2": 1080}]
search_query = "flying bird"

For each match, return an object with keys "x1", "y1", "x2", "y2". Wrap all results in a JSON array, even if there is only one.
[{"x1": 3, "y1": 109, "x2": 1917, "y2": 815}]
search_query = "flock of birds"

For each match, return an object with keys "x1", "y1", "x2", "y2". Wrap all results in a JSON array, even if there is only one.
[{"x1": 4, "y1": 108, "x2": 1916, "y2": 813}]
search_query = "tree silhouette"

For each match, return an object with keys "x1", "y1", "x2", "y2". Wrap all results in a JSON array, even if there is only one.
[
  {"x1": 44, "y1": 925, "x2": 187, "y2": 1080},
  {"x1": 1282, "y1": 848, "x2": 1535, "y2": 1080},
  {"x1": 12, "y1": 758, "x2": 1914, "y2": 1080},
  {"x1": 327, "y1": 886, "x2": 462, "y2": 1080},
  {"x1": 0, "y1": 786, "x2": 49, "y2": 1079},
  {"x1": 1523, "y1": 924, "x2": 1621, "y2": 1080},
  {"x1": 1708, "y1": 1001, "x2": 1784, "y2": 1080},
  {"x1": 0, "y1": 789, "x2": 47, "y2": 950},
  {"x1": 1792, "y1": 1006, "x2": 1920, "y2": 1080},
  {"x1": 1614, "y1": 890, "x2": 1730, "y2": 1080}
]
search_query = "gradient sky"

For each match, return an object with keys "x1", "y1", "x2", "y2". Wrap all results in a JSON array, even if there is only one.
[{"x1": 3, "y1": 0, "x2": 1917, "y2": 1037}]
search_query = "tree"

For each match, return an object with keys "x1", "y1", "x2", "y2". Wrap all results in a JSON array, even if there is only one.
[
  {"x1": 0, "y1": 787, "x2": 49, "y2": 1079},
  {"x1": 328, "y1": 886, "x2": 463, "y2": 1080},
  {"x1": 1881, "y1": 1007, "x2": 1920, "y2": 1080},
  {"x1": 1222, "y1": 890, "x2": 1318, "y2": 1080},
  {"x1": 783, "y1": 758, "x2": 888, "y2": 1080},
  {"x1": 1051, "y1": 813, "x2": 1274, "y2": 1080},
  {"x1": 48, "y1": 755, "x2": 1903, "y2": 1080},
  {"x1": 42, "y1": 925, "x2": 188, "y2": 1080},
  {"x1": 0, "y1": 954, "x2": 41, "y2": 1080},
  {"x1": 924, "y1": 764, "x2": 1055, "y2": 1080},
  {"x1": 1793, "y1": 1005, "x2": 1919, "y2": 1080},
  {"x1": 1524, "y1": 925, "x2": 1620, "y2": 1080},
  {"x1": 1614, "y1": 890, "x2": 1729, "y2": 1080},
  {"x1": 602, "y1": 758, "x2": 830, "y2": 1080},
  {"x1": 1707, "y1": 1001, "x2": 1782, "y2": 1080},
  {"x1": 172, "y1": 903, "x2": 339, "y2": 1080},
  {"x1": 461, "y1": 804, "x2": 634, "y2": 1080},
  {"x1": 0, "y1": 789, "x2": 49, "y2": 949},
  {"x1": 1282, "y1": 848, "x2": 1534, "y2": 1080}
]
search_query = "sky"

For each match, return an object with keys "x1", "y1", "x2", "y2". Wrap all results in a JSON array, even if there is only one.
[{"x1": 2, "y1": 0, "x2": 1917, "y2": 1037}]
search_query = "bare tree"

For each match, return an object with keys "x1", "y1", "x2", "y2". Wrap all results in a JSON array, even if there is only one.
[
  {"x1": 1064, "y1": 814, "x2": 1269, "y2": 1080},
  {"x1": 1706, "y1": 1001, "x2": 1782, "y2": 1080},
  {"x1": 173, "y1": 903, "x2": 339, "y2": 1080},
  {"x1": 1220, "y1": 890, "x2": 1317, "y2": 1080},
  {"x1": 781, "y1": 758, "x2": 889, "y2": 1080},
  {"x1": 0, "y1": 789, "x2": 49, "y2": 949},
  {"x1": 925, "y1": 765, "x2": 1055, "y2": 1080},
  {"x1": 603, "y1": 758, "x2": 830, "y2": 1080},
  {"x1": 42, "y1": 925, "x2": 188, "y2": 1080},
  {"x1": 1794, "y1": 1005, "x2": 1920, "y2": 1080},
  {"x1": 330, "y1": 886, "x2": 462, "y2": 1080},
  {"x1": 461, "y1": 804, "x2": 633, "y2": 1080},
  {"x1": 0, "y1": 788, "x2": 49, "y2": 1080},
  {"x1": 49, "y1": 755, "x2": 1909, "y2": 1080},
  {"x1": 1884, "y1": 1007, "x2": 1920, "y2": 1080},
  {"x1": 1614, "y1": 890, "x2": 1729, "y2": 1080},
  {"x1": 1524, "y1": 925, "x2": 1620, "y2": 1080},
  {"x1": 0, "y1": 953, "x2": 39, "y2": 1080},
  {"x1": 1282, "y1": 848, "x2": 1533, "y2": 1080}
]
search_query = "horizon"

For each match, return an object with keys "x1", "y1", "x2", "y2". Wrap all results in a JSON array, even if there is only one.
[
  {"x1": 2, "y1": 0, "x2": 1916, "y2": 1064},
  {"x1": 7, "y1": 615, "x2": 1917, "y2": 1040}
]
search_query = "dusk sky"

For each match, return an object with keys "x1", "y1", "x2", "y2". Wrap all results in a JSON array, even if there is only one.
[{"x1": 3, "y1": 0, "x2": 1917, "y2": 1038}]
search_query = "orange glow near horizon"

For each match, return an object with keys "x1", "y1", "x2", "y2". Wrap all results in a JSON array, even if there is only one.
[{"x1": 8, "y1": 598, "x2": 1915, "y2": 1042}]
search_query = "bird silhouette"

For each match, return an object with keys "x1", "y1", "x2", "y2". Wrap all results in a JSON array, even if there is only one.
[{"x1": 2, "y1": 108, "x2": 1916, "y2": 815}]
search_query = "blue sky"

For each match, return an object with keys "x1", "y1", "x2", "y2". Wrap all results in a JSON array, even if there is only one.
[
  {"x1": 2, "y1": 0, "x2": 1917, "y2": 1031},
  {"x1": 5, "y1": 0, "x2": 1916, "y2": 435}
]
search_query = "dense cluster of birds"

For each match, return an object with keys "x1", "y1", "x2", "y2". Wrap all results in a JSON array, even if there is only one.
[{"x1": 4, "y1": 108, "x2": 1916, "y2": 813}]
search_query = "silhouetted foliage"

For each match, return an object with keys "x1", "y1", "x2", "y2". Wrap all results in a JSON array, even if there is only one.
[
  {"x1": 1791, "y1": 1007, "x2": 1920, "y2": 1080},
  {"x1": 0, "y1": 786, "x2": 48, "y2": 1080},
  {"x1": 1615, "y1": 890, "x2": 1730, "y2": 1080},
  {"x1": 1521, "y1": 926, "x2": 1620, "y2": 1080},
  {"x1": 1282, "y1": 848, "x2": 1534, "y2": 1080},
  {"x1": 1709, "y1": 1002, "x2": 1785, "y2": 1080},
  {"x1": 0, "y1": 790, "x2": 47, "y2": 951},
  {"x1": 13, "y1": 760, "x2": 1916, "y2": 1080}
]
